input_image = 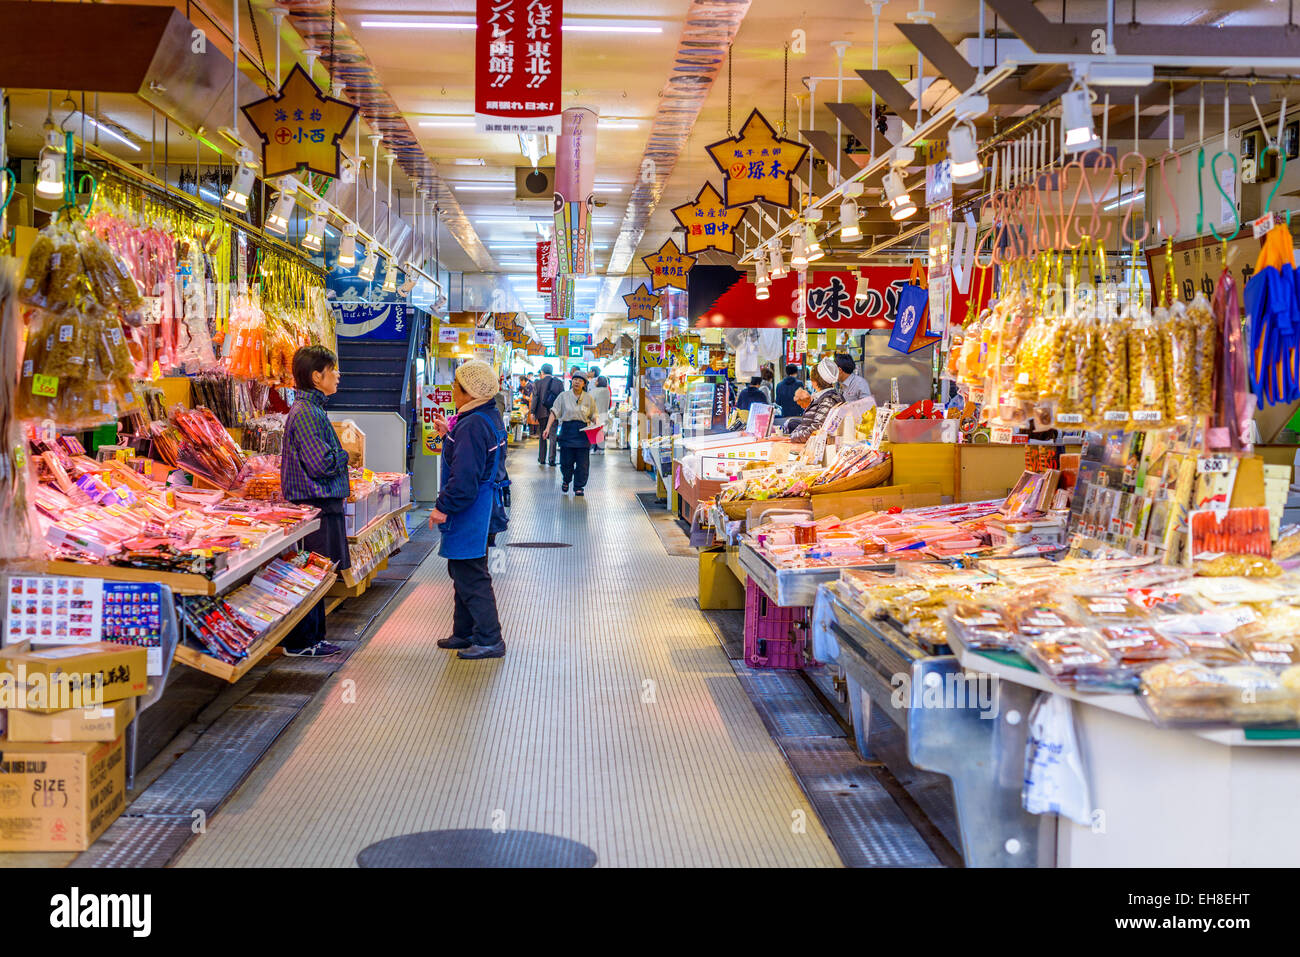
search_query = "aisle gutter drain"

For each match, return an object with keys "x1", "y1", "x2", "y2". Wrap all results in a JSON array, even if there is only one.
[
  {"x1": 357, "y1": 829, "x2": 597, "y2": 868},
  {"x1": 505, "y1": 542, "x2": 572, "y2": 548}
]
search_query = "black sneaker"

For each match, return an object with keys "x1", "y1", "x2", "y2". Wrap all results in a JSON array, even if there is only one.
[
  {"x1": 457, "y1": 640, "x2": 506, "y2": 660},
  {"x1": 561, "y1": 483, "x2": 569, "y2": 492},
  {"x1": 284, "y1": 640, "x2": 342, "y2": 657},
  {"x1": 575, "y1": 489, "x2": 584, "y2": 497},
  {"x1": 437, "y1": 635, "x2": 473, "y2": 649}
]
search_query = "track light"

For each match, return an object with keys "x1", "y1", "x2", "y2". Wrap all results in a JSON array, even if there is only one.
[
  {"x1": 1062, "y1": 83, "x2": 1099, "y2": 154},
  {"x1": 948, "y1": 121, "x2": 983, "y2": 184},
  {"x1": 755, "y1": 283, "x2": 770, "y2": 301},
  {"x1": 790, "y1": 231, "x2": 808, "y2": 268},
  {"x1": 381, "y1": 258, "x2": 398, "y2": 293},
  {"x1": 883, "y1": 170, "x2": 916, "y2": 220},
  {"x1": 222, "y1": 147, "x2": 258, "y2": 213},
  {"x1": 839, "y1": 199, "x2": 861, "y2": 241},
  {"x1": 263, "y1": 178, "x2": 297, "y2": 236},
  {"x1": 337, "y1": 224, "x2": 358, "y2": 268},
  {"x1": 358, "y1": 244, "x2": 378, "y2": 282},
  {"x1": 301, "y1": 200, "x2": 327, "y2": 252},
  {"x1": 804, "y1": 224, "x2": 824, "y2": 263},
  {"x1": 35, "y1": 125, "x2": 65, "y2": 200},
  {"x1": 768, "y1": 240, "x2": 787, "y2": 279}
]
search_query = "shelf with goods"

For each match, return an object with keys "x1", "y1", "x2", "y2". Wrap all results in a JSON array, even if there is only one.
[{"x1": 334, "y1": 505, "x2": 412, "y2": 598}]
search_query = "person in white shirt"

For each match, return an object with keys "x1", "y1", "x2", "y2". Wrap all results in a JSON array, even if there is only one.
[
  {"x1": 591, "y1": 376, "x2": 612, "y2": 452},
  {"x1": 543, "y1": 371, "x2": 599, "y2": 495},
  {"x1": 834, "y1": 354, "x2": 873, "y2": 404}
]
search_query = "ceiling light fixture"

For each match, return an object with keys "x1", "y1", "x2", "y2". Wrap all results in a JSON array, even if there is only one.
[
  {"x1": 768, "y1": 240, "x2": 788, "y2": 279},
  {"x1": 381, "y1": 259, "x2": 399, "y2": 294},
  {"x1": 790, "y1": 231, "x2": 808, "y2": 268},
  {"x1": 357, "y1": 244, "x2": 378, "y2": 282},
  {"x1": 264, "y1": 178, "x2": 298, "y2": 236},
  {"x1": 419, "y1": 119, "x2": 477, "y2": 128},
  {"x1": 804, "y1": 224, "x2": 824, "y2": 262},
  {"x1": 882, "y1": 170, "x2": 916, "y2": 221},
  {"x1": 337, "y1": 224, "x2": 358, "y2": 268},
  {"x1": 454, "y1": 183, "x2": 515, "y2": 192},
  {"x1": 1062, "y1": 80, "x2": 1099, "y2": 154},
  {"x1": 221, "y1": 147, "x2": 258, "y2": 213},
  {"x1": 301, "y1": 200, "x2": 328, "y2": 252},
  {"x1": 78, "y1": 113, "x2": 139, "y2": 152},
  {"x1": 839, "y1": 199, "x2": 861, "y2": 241},
  {"x1": 947, "y1": 121, "x2": 983, "y2": 184},
  {"x1": 35, "y1": 123, "x2": 65, "y2": 200}
]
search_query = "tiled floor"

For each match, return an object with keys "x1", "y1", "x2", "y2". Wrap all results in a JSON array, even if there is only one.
[{"x1": 175, "y1": 447, "x2": 842, "y2": 867}]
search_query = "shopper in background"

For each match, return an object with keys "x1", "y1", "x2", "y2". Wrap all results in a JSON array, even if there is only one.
[
  {"x1": 785, "y1": 357, "x2": 845, "y2": 443},
  {"x1": 494, "y1": 375, "x2": 509, "y2": 422},
  {"x1": 591, "y1": 375, "x2": 612, "y2": 453},
  {"x1": 736, "y1": 376, "x2": 768, "y2": 411},
  {"x1": 774, "y1": 363, "x2": 805, "y2": 417},
  {"x1": 279, "y1": 346, "x2": 352, "y2": 658},
  {"x1": 834, "y1": 354, "x2": 872, "y2": 404},
  {"x1": 759, "y1": 365, "x2": 776, "y2": 404},
  {"x1": 544, "y1": 370, "x2": 599, "y2": 496},
  {"x1": 531, "y1": 363, "x2": 563, "y2": 466},
  {"x1": 428, "y1": 359, "x2": 509, "y2": 660}
]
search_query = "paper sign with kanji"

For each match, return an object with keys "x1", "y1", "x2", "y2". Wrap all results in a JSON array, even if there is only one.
[
  {"x1": 475, "y1": 0, "x2": 562, "y2": 134},
  {"x1": 705, "y1": 109, "x2": 809, "y2": 209},
  {"x1": 622, "y1": 282, "x2": 661, "y2": 321},
  {"x1": 242, "y1": 64, "x2": 359, "y2": 179},
  {"x1": 641, "y1": 239, "x2": 695, "y2": 292},
  {"x1": 671, "y1": 182, "x2": 747, "y2": 255}
]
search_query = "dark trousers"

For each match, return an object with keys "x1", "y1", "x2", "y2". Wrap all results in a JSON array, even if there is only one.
[
  {"x1": 537, "y1": 430, "x2": 557, "y2": 464},
  {"x1": 447, "y1": 554, "x2": 502, "y2": 646},
  {"x1": 282, "y1": 501, "x2": 351, "y2": 651},
  {"x1": 559, "y1": 444, "x2": 590, "y2": 490}
]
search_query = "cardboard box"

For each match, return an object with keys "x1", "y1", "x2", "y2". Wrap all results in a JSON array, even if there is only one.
[
  {"x1": 333, "y1": 420, "x2": 366, "y2": 467},
  {"x1": 0, "y1": 735, "x2": 126, "y2": 851},
  {"x1": 6, "y1": 697, "x2": 136, "y2": 743},
  {"x1": 0, "y1": 642, "x2": 148, "y2": 712},
  {"x1": 699, "y1": 546, "x2": 746, "y2": 610},
  {"x1": 811, "y1": 482, "x2": 944, "y2": 520},
  {"x1": 880, "y1": 442, "x2": 957, "y2": 497}
]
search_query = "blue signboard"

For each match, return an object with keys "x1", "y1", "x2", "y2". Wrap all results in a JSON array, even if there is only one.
[{"x1": 335, "y1": 301, "x2": 411, "y2": 340}]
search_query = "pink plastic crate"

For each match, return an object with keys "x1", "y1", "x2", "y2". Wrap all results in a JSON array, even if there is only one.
[{"x1": 744, "y1": 579, "x2": 811, "y2": 670}]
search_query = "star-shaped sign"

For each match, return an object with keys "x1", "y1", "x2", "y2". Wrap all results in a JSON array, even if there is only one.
[
  {"x1": 671, "y1": 182, "x2": 747, "y2": 255},
  {"x1": 622, "y1": 282, "x2": 662, "y2": 321},
  {"x1": 705, "y1": 109, "x2": 810, "y2": 209},
  {"x1": 242, "y1": 64, "x2": 360, "y2": 179},
  {"x1": 641, "y1": 239, "x2": 696, "y2": 293},
  {"x1": 592, "y1": 338, "x2": 616, "y2": 359},
  {"x1": 526, "y1": 341, "x2": 546, "y2": 356}
]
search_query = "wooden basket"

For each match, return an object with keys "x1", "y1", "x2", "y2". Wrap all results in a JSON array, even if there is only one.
[
  {"x1": 808, "y1": 455, "x2": 893, "y2": 495},
  {"x1": 720, "y1": 495, "x2": 810, "y2": 520}
]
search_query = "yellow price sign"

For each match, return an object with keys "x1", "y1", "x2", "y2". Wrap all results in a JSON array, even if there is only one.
[
  {"x1": 32, "y1": 374, "x2": 58, "y2": 398},
  {"x1": 362, "y1": 468, "x2": 374, "y2": 482}
]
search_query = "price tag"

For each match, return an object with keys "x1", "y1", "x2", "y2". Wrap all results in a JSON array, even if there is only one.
[
  {"x1": 474, "y1": 329, "x2": 496, "y2": 346},
  {"x1": 1103, "y1": 410, "x2": 1129, "y2": 422},
  {"x1": 1131, "y1": 410, "x2": 1163, "y2": 422},
  {"x1": 1056, "y1": 413, "x2": 1084, "y2": 424},
  {"x1": 32, "y1": 374, "x2": 59, "y2": 398},
  {"x1": 362, "y1": 469, "x2": 374, "y2": 482},
  {"x1": 990, "y1": 425, "x2": 1014, "y2": 444},
  {"x1": 150, "y1": 360, "x2": 162, "y2": 381},
  {"x1": 1197, "y1": 455, "x2": 1232, "y2": 474},
  {"x1": 1252, "y1": 212, "x2": 1278, "y2": 239},
  {"x1": 142, "y1": 297, "x2": 165, "y2": 325},
  {"x1": 438, "y1": 327, "x2": 461, "y2": 344}
]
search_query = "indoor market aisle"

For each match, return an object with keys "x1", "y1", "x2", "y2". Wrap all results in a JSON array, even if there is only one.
[{"x1": 175, "y1": 446, "x2": 843, "y2": 868}]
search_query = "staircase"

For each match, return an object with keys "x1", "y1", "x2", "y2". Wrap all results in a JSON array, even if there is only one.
[{"x1": 331, "y1": 308, "x2": 429, "y2": 469}]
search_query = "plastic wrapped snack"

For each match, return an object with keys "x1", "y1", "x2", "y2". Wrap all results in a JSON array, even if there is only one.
[
  {"x1": 19, "y1": 233, "x2": 55, "y2": 305},
  {"x1": 1162, "y1": 300, "x2": 1196, "y2": 422},
  {"x1": 1187, "y1": 292, "x2": 1216, "y2": 417},
  {"x1": 1023, "y1": 628, "x2": 1113, "y2": 682},
  {"x1": 1152, "y1": 612, "x2": 1250, "y2": 666},
  {"x1": 947, "y1": 600, "x2": 1020, "y2": 651},
  {"x1": 1096, "y1": 314, "x2": 1129, "y2": 425},
  {"x1": 1127, "y1": 307, "x2": 1168, "y2": 427},
  {"x1": 1137, "y1": 660, "x2": 1296, "y2": 726},
  {"x1": 1096, "y1": 625, "x2": 1187, "y2": 667},
  {"x1": 1072, "y1": 592, "x2": 1152, "y2": 623}
]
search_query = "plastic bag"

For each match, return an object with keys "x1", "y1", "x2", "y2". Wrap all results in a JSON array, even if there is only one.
[{"x1": 1022, "y1": 692, "x2": 1092, "y2": 826}]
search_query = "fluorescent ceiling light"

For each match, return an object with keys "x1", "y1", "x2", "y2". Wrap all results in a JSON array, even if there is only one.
[
  {"x1": 1102, "y1": 191, "x2": 1144, "y2": 212},
  {"x1": 419, "y1": 119, "x2": 476, "y2": 128},
  {"x1": 564, "y1": 24, "x2": 662, "y2": 33},
  {"x1": 455, "y1": 183, "x2": 515, "y2": 192},
  {"x1": 597, "y1": 120, "x2": 641, "y2": 129},
  {"x1": 78, "y1": 113, "x2": 139, "y2": 152}
]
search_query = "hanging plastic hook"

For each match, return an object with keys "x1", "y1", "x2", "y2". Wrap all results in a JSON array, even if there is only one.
[
  {"x1": 1156, "y1": 149, "x2": 1182, "y2": 240},
  {"x1": 57, "y1": 94, "x2": 77, "y2": 133}
]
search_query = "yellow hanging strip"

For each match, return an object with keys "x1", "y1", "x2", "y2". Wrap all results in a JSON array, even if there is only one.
[{"x1": 1162, "y1": 236, "x2": 1175, "y2": 308}]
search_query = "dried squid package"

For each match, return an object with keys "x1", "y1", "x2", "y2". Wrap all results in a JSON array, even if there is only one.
[
  {"x1": 1161, "y1": 300, "x2": 1196, "y2": 423},
  {"x1": 1096, "y1": 313, "x2": 1129, "y2": 426},
  {"x1": 1187, "y1": 292, "x2": 1216, "y2": 417},
  {"x1": 1127, "y1": 305, "x2": 1168, "y2": 427}
]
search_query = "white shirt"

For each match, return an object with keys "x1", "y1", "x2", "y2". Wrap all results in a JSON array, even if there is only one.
[
  {"x1": 550, "y1": 388, "x2": 598, "y2": 425},
  {"x1": 592, "y1": 386, "x2": 612, "y2": 416},
  {"x1": 839, "y1": 372, "x2": 872, "y2": 404}
]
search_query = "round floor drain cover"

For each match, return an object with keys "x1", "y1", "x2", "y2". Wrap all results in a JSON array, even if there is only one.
[
  {"x1": 505, "y1": 542, "x2": 572, "y2": 548},
  {"x1": 357, "y1": 829, "x2": 597, "y2": 868}
]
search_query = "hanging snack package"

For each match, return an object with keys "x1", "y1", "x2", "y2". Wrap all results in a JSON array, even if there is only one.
[
  {"x1": 1127, "y1": 305, "x2": 1168, "y2": 428},
  {"x1": 15, "y1": 312, "x2": 59, "y2": 421},
  {"x1": 1188, "y1": 292, "x2": 1217, "y2": 417},
  {"x1": 1162, "y1": 300, "x2": 1196, "y2": 423},
  {"x1": 1096, "y1": 312, "x2": 1129, "y2": 427},
  {"x1": 18, "y1": 232, "x2": 55, "y2": 306},
  {"x1": 43, "y1": 233, "x2": 87, "y2": 313}
]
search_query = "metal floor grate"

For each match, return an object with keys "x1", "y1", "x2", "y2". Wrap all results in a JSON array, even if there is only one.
[{"x1": 70, "y1": 819, "x2": 196, "y2": 869}]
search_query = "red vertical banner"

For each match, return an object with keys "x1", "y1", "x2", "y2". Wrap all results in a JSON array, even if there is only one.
[
  {"x1": 475, "y1": 0, "x2": 562, "y2": 134},
  {"x1": 536, "y1": 240, "x2": 555, "y2": 293}
]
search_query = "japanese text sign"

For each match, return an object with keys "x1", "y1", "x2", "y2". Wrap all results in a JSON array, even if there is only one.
[
  {"x1": 622, "y1": 282, "x2": 662, "y2": 321},
  {"x1": 671, "y1": 182, "x2": 747, "y2": 255},
  {"x1": 242, "y1": 64, "x2": 359, "y2": 179},
  {"x1": 705, "y1": 109, "x2": 809, "y2": 209},
  {"x1": 475, "y1": 0, "x2": 563, "y2": 134},
  {"x1": 641, "y1": 239, "x2": 696, "y2": 292}
]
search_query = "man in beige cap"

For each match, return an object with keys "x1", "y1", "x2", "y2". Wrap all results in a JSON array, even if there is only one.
[{"x1": 427, "y1": 359, "x2": 510, "y2": 659}]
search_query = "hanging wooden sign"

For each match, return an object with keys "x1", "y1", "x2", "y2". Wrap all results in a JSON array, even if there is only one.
[
  {"x1": 671, "y1": 182, "x2": 747, "y2": 255},
  {"x1": 705, "y1": 109, "x2": 810, "y2": 209},
  {"x1": 242, "y1": 64, "x2": 360, "y2": 179},
  {"x1": 641, "y1": 239, "x2": 696, "y2": 292},
  {"x1": 623, "y1": 282, "x2": 662, "y2": 320},
  {"x1": 592, "y1": 338, "x2": 616, "y2": 358}
]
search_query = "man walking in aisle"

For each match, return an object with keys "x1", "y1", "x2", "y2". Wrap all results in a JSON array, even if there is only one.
[{"x1": 531, "y1": 363, "x2": 563, "y2": 466}]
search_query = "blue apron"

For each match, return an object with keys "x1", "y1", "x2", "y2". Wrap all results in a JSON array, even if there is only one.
[{"x1": 439, "y1": 425, "x2": 508, "y2": 560}]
